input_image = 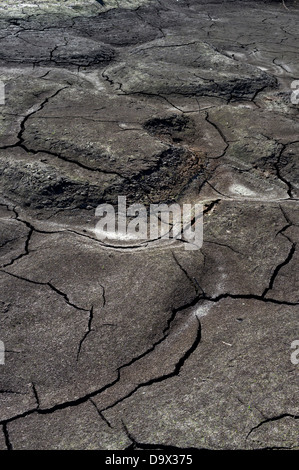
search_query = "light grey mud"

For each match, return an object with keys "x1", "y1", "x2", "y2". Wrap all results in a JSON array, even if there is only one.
[{"x1": 0, "y1": 0, "x2": 298, "y2": 450}]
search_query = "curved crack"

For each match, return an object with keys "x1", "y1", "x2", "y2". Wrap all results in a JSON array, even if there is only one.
[
  {"x1": 77, "y1": 306, "x2": 94, "y2": 361},
  {"x1": 100, "y1": 316, "x2": 202, "y2": 413}
]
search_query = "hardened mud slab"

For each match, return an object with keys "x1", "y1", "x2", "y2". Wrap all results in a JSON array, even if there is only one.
[{"x1": 0, "y1": 0, "x2": 298, "y2": 450}]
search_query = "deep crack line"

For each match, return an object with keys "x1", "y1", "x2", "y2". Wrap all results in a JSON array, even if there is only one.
[
  {"x1": 2, "y1": 423, "x2": 12, "y2": 450},
  {"x1": 1, "y1": 226, "x2": 33, "y2": 269},
  {"x1": 0, "y1": 139, "x2": 127, "y2": 180},
  {"x1": 100, "y1": 315, "x2": 202, "y2": 413},
  {"x1": 31, "y1": 382, "x2": 40, "y2": 409},
  {"x1": 203, "y1": 199, "x2": 221, "y2": 215},
  {"x1": 1, "y1": 270, "x2": 89, "y2": 313},
  {"x1": 246, "y1": 413, "x2": 299, "y2": 440},
  {"x1": 90, "y1": 399, "x2": 112, "y2": 429},
  {"x1": 47, "y1": 282, "x2": 90, "y2": 312},
  {"x1": 276, "y1": 204, "x2": 293, "y2": 239},
  {"x1": 111, "y1": 277, "x2": 202, "y2": 378},
  {"x1": 101, "y1": 284, "x2": 106, "y2": 307},
  {"x1": 172, "y1": 251, "x2": 199, "y2": 295},
  {"x1": 0, "y1": 372, "x2": 121, "y2": 427},
  {"x1": 275, "y1": 144, "x2": 294, "y2": 199},
  {"x1": 122, "y1": 420, "x2": 207, "y2": 451},
  {"x1": 0, "y1": 290, "x2": 296, "y2": 428},
  {"x1": 207, "y1": 292, "x2": 298, "y2": 306},
  {"x1": 0, "y1": 86, "x2": 128, "y2": 178},
  {"x1": 205, "y1": 111, "x2": 229, "y2": 158},
  {"x1": 6, "y1": 86, "x2": 69, "y2": 149},
  {"x1": 77, "y1": 306, "x2": 94, "y2": 361},
  {"x1": 262, "y1": 242, "x2": 296, "y2": 298}
]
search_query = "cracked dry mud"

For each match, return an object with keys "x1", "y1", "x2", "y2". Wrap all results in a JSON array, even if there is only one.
[{"x1": 0, "y1": 0, "x2": 298, "y2": 450}]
